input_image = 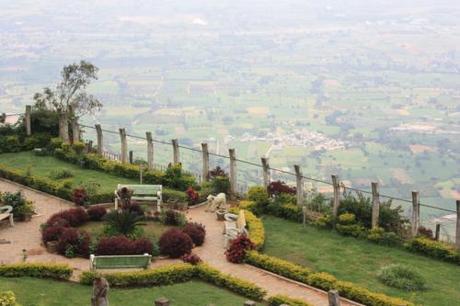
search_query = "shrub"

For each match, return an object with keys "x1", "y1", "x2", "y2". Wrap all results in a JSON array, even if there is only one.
[
  {"x1": 268, "y1": 294, "x2": 312, "y2": 306},
  {"x1": 0, "y1": 191, "x2": 35, "y2": 220},
  {"x1": 103, "y1": 210, "x2": 145, "y2": 237},
  {"x1": 208, "y1": 166, "x2": 227, "y2": 179},
  {"x1": 417, "y1": 226, "x2": 434, "y2": 240},
  {"x1": 121, "y1": 202, "x2": 144, "y2": 217},
  {"x1": 96, "y1": 236, "x2": 153, "y2": 255},
  {"x1": 87, "y1": 206, "x2": 107, "y2": 221},
  {"x1": 80, "y1": 263, "x2": 196, "y2": 287},
  {"x1": 160, "y1": 209, "x2": 186, "y2": 226},
  {"x1": 233, "y1": 207, "x2": 265, "y2": 250},
  {"x1": 247, "y1": 186, "x2": 270, "y2": 214},
  {"x1": 182, "y1": 222, "x2": 206, "y2": 246},
  {"x1": 185, "y1": 187, "x2": 199, "y2": 205},
  {"x1": 336, "y1": 223, "x2": 366, "y2": 238},
  {"x1": 72, "y1": 188, "x2": 89, "y2": 206},
  {"x1": 225, "y1": 235, "x2": 254, "y2": 263},
  {"x1": 48, "y1": 169, "x2": 74, "y2": 180},
  {"x1": 338, "y1": 212, "x2": 356, "y2": 225},
  {"x1": 377, "y1": 264, "x2": 426, "y2": 291},
  {"x1": 266, "y1": 201, "x2": 303, "y2": 222},
  {"x1": 407, "y1": 237, "x2": 460, "y2": 264},
  {"x1": 42, "y1": 225, "x2": 65, "y2": 243},
  {"x1": 245, "y1": 251, "x2": 311, "y2": 284},
  {"x1": 159, "y1": 229, "x2": 193, "y2": 258},
  {"x1": 0, "y1": 291, "x2": 17, "y2": 306},
  {"x1": 367, "y1": 227, "x2": 402, "y2": 246},
  {"x1": 267, "y1": 180, "x2": 296, "y2": 197},
  {"x1": 56, "y1": 227, "x2": 90, "y2": 258},
  {"x1": 72, "y1": 141, "x2": 85, "y2": 154},
  {"x1": 182, "y1": 253, "x2": 202, "y2": 265},
  {"x1": 210, "y1": 176, "x2": 231, "y2": 194},
  {"x1": 195, "y1": 264, "x2": 266, "y2": 301},
  {"x1": 0, "y1": 263, "x2": 72, "y2": 280},
  {"x1": 46, "y1": 207, "x2": 89, "y2": 227}
]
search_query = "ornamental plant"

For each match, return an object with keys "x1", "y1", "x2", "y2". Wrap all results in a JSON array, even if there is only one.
[
  {"x1": 46, "y1": 207, "x2": 89, "y2": 227},
  {"x1": 103, "y1": 210, "x2": 145, "y2": 238},
  {"x1": 56, "y1": 227, "x2": 90, "y2": 258},
  {"x1": 377, "y1": 264, "x2": 426, "y2": 291},
  {"x1": 182, "y1": 222, "x2": 206, "y2": 246},
  {"x1": 42, "y1": 225, "x2": 65, "y2": 243},
  {"x1": 95, "y1": 236, "x2": 153, "y2": 255},
  {"x1": 225, "y1": 234, "x2": 255, "y2": 263},
  {"x1": 160, "y1": 209, "x2": 186, "y2": 226},
  {"x1": 72, "y1": 188, "x2": 89, "y2": 206},
  {"x1": 267, "y1": 180, "x2": 296, "y2": 197},
  {"x1": 0, "y1": 191, "x2": 34, "y2": 220},
  {"x1": 182, "y1": 253, "x2": 202, "y2": 265},
  {"x1": 86, "y1": 206, "x2": 107, "y2": 221},
  {"x1": 159, "y1": 228, "x2": 193, "y2": 258},
  {"x1": 185, "y1": 187, "x2": 199, "y2": 205}
]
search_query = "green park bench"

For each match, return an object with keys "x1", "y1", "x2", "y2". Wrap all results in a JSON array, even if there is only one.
[
  {"x1": 90, "y1": 253, "x2": 152, "y2": 270},
  {"x1": 114, "y1": 184, "x2": 163, "y2": 211}
]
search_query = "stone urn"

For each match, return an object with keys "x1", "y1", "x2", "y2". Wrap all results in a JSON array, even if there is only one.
[
  {"x1": 216, "y1": 209, "x2": 226, "y2": 221},
  {"x1": 46, "y1": 241, "x2": 58, "y2": 253}
]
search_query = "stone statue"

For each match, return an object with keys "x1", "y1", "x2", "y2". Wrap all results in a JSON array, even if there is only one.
[{"x1": 92, "y1": 276, "x2": 109, "y2": 306}]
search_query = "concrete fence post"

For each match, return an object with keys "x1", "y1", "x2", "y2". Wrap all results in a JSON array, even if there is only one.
[
  {"x1": 456, "y1": 200, "x2": 460, "y2": 250},
  {"x1": 119, "y1": 128, "x2": 128, "y2": 164},
  {"x1": 172, "y1": 139, "x2": 180, "y2": 165},
  {"x1": 25, "y1": 105, "x2": 32, "y2": 136},
  {"x1": 294, "y1": 165, "x2": 303, "y2": 206},
  {"x1": 95, "y1": 124, "x2": 103, "y2": 154},
  {"x1": 229, "y1": 148, "x2": 237, "y2": 199},
  {"x1": 435, "y1": 223, "x2": 441, "y2": 241},
  {"x1": 371, "y1": 182, "x2": 380, "y2": 229},
  {"x1": 261, "y1": 157, "x2": 270, "y2": 189},
  {"x1": 411, "y1": 191, "x2": 420, "y2": 237},
  {"x1": 328, "y1": 289, "x2": 341, "y2": 306},
  {"x1": 129, "y1": 150, "x2": 134, "y2": 164},
  {"x1": 146, "y1": 132, "x2": 154, "y2": 170},
  {"x1": 202, "y1": 143, "x2": 209, "y2": 182},
  {"x1": 332, "y1": 175, "x2": 341, "y2": 220}
]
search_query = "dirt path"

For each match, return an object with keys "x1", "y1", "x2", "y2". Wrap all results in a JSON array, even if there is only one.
[{"x1": 0, "y1": 178, "x2": 358, "y2": 306}]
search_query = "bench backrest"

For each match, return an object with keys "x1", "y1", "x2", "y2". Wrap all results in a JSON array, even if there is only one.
[
  {"x1": 236, "y1": 210, "x2": 247, "y2": 231},
  {"x1": 91, "y1": 253, "x2": 151, "y2": 270},
  {"x1": 117, "y1": 184, "x2": 162, "y2": 196}
]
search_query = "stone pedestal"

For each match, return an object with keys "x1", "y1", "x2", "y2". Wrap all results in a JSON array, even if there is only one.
[{"x1": 154, "y1": 297, "x2": 170, "y2": 306}]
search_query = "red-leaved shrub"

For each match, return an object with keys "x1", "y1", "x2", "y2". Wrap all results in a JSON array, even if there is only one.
[
  {"x1": 182, "y1": 222, "x2": 206, "y2": 246},
  {"x1": 159, "y1": 228, "x2": 193, "y2": 258},
  {"x1": 182, "y1": 253, "x2": 202, "y2": 265},
  {"x1": 56, "y1": 227, "x2": 90, "y2": 258},
  {"x1": 46, "y1": 208, "x2": 89, "y2": 227},
  {"x1": 46, "y1": 216, "x2": 70, "y2": 228},
  {"x1": 72, "y1": 188, "x2": 89, "y2": 206},
  {"x1": 225, "y1": 234, "x2": 254, "y2": 263},
  {"x1": 42, "y1": 226, "x2": 65, "y2": 243},
  {"x1": 87, "y1": 206, "x2": 107, "y2": 221},
  {"x1": 267, "y1": 180, "x2": 296, "y2": 197},
  {"x1": 95, "y1": 236, "x2": 153, "y2": 255},
  {"x1": 122, "y1": 202, "x2": 144, "y2": 216},
  {"x1": 185, "y1": 187, "x2": 199, "y2": 204},
  {"x1": 417, "y1": 226, "x2": 434, "y2": 240}
]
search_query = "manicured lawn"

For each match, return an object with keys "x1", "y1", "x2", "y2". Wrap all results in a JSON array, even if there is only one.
[
  {"x1": 263, "y1": 216, "x2": 460, "y2": 306},
  {"x1": 80, "y1": 220, "x2": 174, "y2": 241},
  {"x1": 0, "y1": 151, "x2": 139, "y2": 194},
  {"x1": 0, "y1": 277, "x2": 250, "y2": 306}
]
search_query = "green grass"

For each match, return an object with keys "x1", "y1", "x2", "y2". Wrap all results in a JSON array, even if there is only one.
[
  {"x1": 262, "y1": 216, "x2": 460, "y2": 306},
  {"x1": 0, "y1": 277, "x2": 249, "y2": 306},
  {"x1": 0, "y1": 151, "x2": 139, "y2": 194},
  {"x1": 80, "y1": 220, "x2": 173, "y2": 241}
]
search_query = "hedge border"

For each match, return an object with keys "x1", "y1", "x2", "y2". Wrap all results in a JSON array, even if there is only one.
[
  {"x1": 268, "y1": 294, "x2": 313, "y2": 306},
  {"x1": 80, "y1": 263, "x2": 266, "y2": 301},
  {"x1": 0, "y1": 263, "x2": 72, "y2": 280}
]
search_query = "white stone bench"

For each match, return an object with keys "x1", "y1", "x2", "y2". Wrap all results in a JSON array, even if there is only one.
[
  {"x1": 223, "y1": 210, "x2": 247, "y2": 248},
  {"x1": 115, "y1": 184, "x2": 163, "y2": 212},
  {"x1": 0, "y1": 205, "x2": 14, "y2": 227},
  {"x1": 90, "y1": 253, "x2": 152, "y2": 270}
]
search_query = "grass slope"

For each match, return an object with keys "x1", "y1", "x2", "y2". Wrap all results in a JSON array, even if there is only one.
[
  {"x1": 263, "y1": 216, "x2": 460, "y2": 306},
  {"x1": 0, "y1": 277, "x2": 248, "y2": 306}
]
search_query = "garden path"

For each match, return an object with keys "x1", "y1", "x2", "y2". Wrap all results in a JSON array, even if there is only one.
[{"x1": 0, "y1": 178, "x2": 358, "y2": 306}]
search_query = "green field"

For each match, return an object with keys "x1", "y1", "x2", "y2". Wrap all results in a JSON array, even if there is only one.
[
  {"x1": 262, "y1": 216, "x2": 460, "y2": 306},
  {"x1": 0, "y1": 151, "x2": 139, "y2": 194},
  {"x1": 0, "y1": 277, "x2": 249, "y2": 306}
]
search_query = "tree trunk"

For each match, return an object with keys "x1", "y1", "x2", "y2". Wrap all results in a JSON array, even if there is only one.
[
  {"x1": 59, "y1": 112, "x2": 70, "y2": 143},
  {"x1": 71, "y1": 118, "x2": 80, "y2": 143}
]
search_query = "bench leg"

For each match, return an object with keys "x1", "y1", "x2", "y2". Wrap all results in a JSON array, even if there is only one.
[{"x1": 9, "y1": 214, "x2": 14, "y2": 227}]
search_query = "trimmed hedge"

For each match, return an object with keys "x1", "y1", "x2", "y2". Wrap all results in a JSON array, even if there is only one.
[
  {"x1": 245, "y1": 251, "x2": 311, "y2": 283},
  {"x1": 194, "y1": 264, "x2": 266, "y2": 301},
  {"x1": 245, "y1": 251, "x2": 413, "y2": 306},
  {"x1": 0, "y1": 263, "x2": 72, "y2": 280},
  {"x1": 407, "y1": 237, "x2": 460, "y2": 265},
  {"x1": 268, "y1": 294, "x2": 312, "y2": 306},
  {"x1": 0, "y1": 291, "x2": 17, "y2": 306},
  {"x1": 80, "y1": 263, "x2": 266, "y2": 301}
]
